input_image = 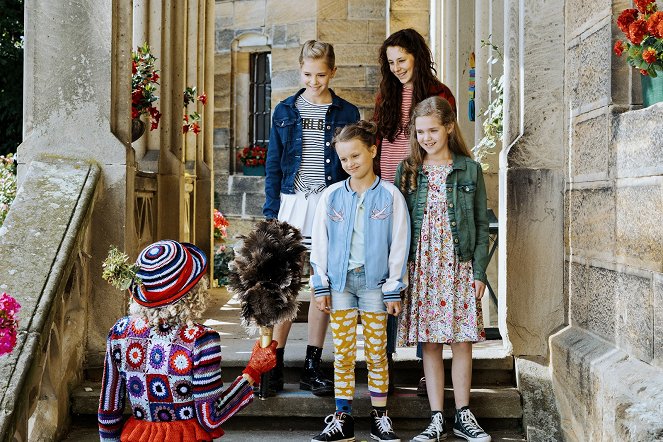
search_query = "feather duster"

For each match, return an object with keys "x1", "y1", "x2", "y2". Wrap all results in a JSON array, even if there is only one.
[{"x1": 228, "y1": 219, "x2": 307, "y2": 329}]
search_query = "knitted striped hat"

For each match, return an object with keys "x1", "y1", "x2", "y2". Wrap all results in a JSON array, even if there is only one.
[{"x1": 130, "y1": 240, "x2": 208, "y2": 307}]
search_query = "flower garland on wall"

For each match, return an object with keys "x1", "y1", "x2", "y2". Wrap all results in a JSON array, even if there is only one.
[{"x1": 131, "y1": 43, "x2": 207, "y2": 137}]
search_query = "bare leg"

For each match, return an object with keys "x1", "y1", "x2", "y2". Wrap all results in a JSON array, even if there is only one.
[
  {"x1": 422, "y1": 342, "x2": 445, "y2": 411},
  {"x1": 450, "y1": 342, "x2": 472, "y2": 408},
  {"x1": 273, "y1": 320, "x2": 292, "y2": 350},
  {"x1": 307, "y1": 266, "x2": 329, "y2": 347},
  {"x1": 307, "y1": 288, "x2": 329, "y2": 347}
]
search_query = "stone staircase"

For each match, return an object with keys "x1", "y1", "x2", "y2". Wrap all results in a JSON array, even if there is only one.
[{"x1": 65, "y1": 289, "x2": 524, "y2": 441}]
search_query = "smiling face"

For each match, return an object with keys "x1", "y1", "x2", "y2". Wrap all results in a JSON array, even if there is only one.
[
  {"x1": 300, "y1": 58, "x2": 336, "y2": 102},
  {"x1": 415, "y1": 115, "x2": 453, "y2": 161},
  {"x1": 335, "y1": 138, "x2": 377, "y2": 181},
  {"x1": 386, "y1": 46, "x2": 415, "y2": 88}
]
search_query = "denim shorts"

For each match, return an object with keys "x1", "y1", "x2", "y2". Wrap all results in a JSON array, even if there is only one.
[{"x1": 331, "y1": 267, "x2": 386, "y2": 313}]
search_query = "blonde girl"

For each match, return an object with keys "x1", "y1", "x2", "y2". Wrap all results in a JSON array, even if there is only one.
[
  {"x1": 263, "y1": 40, "x2": 360, "y2": 397},
  {"x1": 395, "y1": 97, "x2": 491, "y2": 442}
]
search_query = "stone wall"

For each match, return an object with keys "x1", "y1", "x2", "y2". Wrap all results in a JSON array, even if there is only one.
[
  {"x1": 0, "y1": 158, "x2": 99, "y2": 440},
  {"x1": 211, "y1": 2, "x2": 395, "y2": 264},
  {"x1": 213, "y1": 0, "x2": 385, "y2": 220},
  {"x1": 548, "y1": 0, "x2": 663, "y2": 439}
]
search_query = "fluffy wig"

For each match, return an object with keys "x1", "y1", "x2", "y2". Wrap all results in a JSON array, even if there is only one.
[
  {"x1": 129, "y1": 277, "x2": 209, "y2": 327},
  {"x1": 228, "y1": 219, "x2": 307, "y2": 328}
]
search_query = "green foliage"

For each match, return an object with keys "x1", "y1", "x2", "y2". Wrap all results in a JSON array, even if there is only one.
[
  {"x1": 102, "y1": 246, "x2": 141, "y2": 291},
  {"x1": 0, "y1": 154, "x2": 16, "y2": 226},
  {"x1": 214, "y1": 246, "x2": 235, "y2": 287},
  {"x1": 473, "y1": 39, "x2": 504, "y2": 170},
  {"x1": 0, "y1": 0, "x2": 24, "y2": 156}
]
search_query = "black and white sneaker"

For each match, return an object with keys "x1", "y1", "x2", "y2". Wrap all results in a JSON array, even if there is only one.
[
  {"x1": 453, "y1": 407, "x2": 491, "y2": 442},
  {"x1": 410, "y1": 412, "x2": 446, "y2": 442},
  {"x1": 370, "y1": 409, "x2": 401, "y2": 441},
  {"x1": 311, "y1": 412, "x2": 355, "y2": 442}
]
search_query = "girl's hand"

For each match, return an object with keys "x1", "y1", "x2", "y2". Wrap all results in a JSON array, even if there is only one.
[
  {"x1": 474, "y1": 281, "x2": 486, "y2": 300},
  {"x1": 316, "y1": 295, "x2": 331, "y2": 314},
  {"x1": 386, "y1": 301, "x2": 401, "y2": 316}
]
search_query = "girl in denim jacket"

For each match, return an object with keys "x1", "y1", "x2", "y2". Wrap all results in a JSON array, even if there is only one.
[
  {"x1": 263, "y1": 40, "x2": 360, "y2": 397},
  {"x1": 395, "y1": 97, "x2": 491, "y2": 442},
  {"x1": 309, "y1": 121, "x2": 409, "y2": 442}
]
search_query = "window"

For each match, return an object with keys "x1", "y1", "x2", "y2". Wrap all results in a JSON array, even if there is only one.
[{"x1": 249, "y1": 52, "x2": 271, "y2": 148}]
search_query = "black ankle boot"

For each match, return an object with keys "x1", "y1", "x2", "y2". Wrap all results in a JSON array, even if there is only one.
[
  {"x1": 255, "y1": 347, "x2": 284, "y2": 397},
  {"x1": 300, "y1": 345, "x2": 334, "y2": 396},
  {"x1": 271, "y1": 347, "x2": 285, "y2": 391}
]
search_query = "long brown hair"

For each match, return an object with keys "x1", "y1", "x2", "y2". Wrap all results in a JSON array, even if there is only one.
[
  {"x1": 399, "y1": 96, "x2": 472, "y2": 194},
  {"x1": 374, "y1": 29, "x2": 443, "y2": 143}
]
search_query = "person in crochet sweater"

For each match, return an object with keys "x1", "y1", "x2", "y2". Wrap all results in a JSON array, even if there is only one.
[{"x1": 98, "y1": 240, "x2": 277, "y2": 442}]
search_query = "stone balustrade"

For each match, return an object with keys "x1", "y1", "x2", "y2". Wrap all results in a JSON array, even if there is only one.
[{"x1": 0, "y1": 157, "x2": 100, "y2": 441}]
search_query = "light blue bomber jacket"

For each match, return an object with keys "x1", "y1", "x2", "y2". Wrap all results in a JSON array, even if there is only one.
[{"x1": 309, "y1": 176, "x2": 410, "y2": 302}]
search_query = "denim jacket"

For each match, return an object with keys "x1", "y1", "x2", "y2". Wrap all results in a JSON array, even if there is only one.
[
  {"x1": 263, "y1": 88, "x2": 360, "y2": 219},
  {"x1": 394, "y1": 154, "x2": 489, "y2": 283},
  {"x1": 309, "y1": 177, "x2": 410, "y2": 302}
]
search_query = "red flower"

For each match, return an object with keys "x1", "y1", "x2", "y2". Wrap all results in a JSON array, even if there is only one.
[
  {"x1": 634, "y1": 0, "x2": 655, "y2": 14},
  {"x1": 191, "y1": 123, "x2": 201, "y2": 134},
  {"x1": 132, "y1": 90, "x2": 143, "y2": 104},
  {"x1": 151, "y1": 73, "x2": 159, "y2": 82},
  {"x1": 640, "y1": 69, "x2": 649, "y2": 75},
  {"x1": 617, "y1": 9, "x2": 639, "y2": 34},
  {"x1": 643, "y1": 48, "x2": 657, "y2": 64},
  {"x1": 197, "y1": 93, "x2": 207, "y2": 105},
  {"x1": 183, "y1": 124, "x2": 189, "y2": 133},
  {"x1": 151, "y1": 121, "x2": 159, "y2": 130},
  {"x1": 132, "y1": 60, "x2": 137, "y2": 74},
  {"x1": 647, "y1": 11, "x2": 663, "y2": 38},
  {"x1": 613, "y1": 40, "x2": 625, "y2": 56},
  {"x1": 132, "y1": 107, "x2": 140, "y2": 119},
  {"x1": 628, "y1": 19, "x2": 648, "y2": 45}
]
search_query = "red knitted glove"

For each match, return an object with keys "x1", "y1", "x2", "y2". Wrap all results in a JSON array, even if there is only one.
[{"x1": 242, "y1": 340, "x2": 278, "y2": 385}]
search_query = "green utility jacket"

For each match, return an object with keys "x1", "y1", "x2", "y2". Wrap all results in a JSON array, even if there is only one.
[{"x1": 394, "y1": 154, "x2": 489, "y2": 284}]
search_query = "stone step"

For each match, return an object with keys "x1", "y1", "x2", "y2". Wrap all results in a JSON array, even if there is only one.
[
  {"x1": 63, "y1": 416, "x2": 525, "y2": 441},
  {"x1": 83, "y1": 347, "x2": 514, "y2": 388},
  {"x1": 72, "y1": 383, "x2": 521, "y2": 421}
]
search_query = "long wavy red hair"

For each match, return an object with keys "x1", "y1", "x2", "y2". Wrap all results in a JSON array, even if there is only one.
[{"x1": 374, "y1": 29, "x2": 444, "y2": 143}]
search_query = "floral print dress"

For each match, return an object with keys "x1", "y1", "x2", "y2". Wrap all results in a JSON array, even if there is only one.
[{"x1": 398, "y1": 164, "x2": 486, "y2": 346}]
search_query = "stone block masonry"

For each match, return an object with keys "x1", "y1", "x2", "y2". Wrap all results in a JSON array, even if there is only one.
[
  {"x1": 558, "y1": 0, "x2": 663, "y2": 436},
  {"x1": 551, "y1": 327, "x2": 663, "y2": 441}
]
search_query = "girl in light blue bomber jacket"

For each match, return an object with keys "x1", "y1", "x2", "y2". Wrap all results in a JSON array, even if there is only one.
[{"x1": 309, "y1": 121, "x2": 409, "y2": 442}]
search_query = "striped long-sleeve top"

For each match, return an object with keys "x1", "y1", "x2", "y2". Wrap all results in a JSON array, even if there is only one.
[{"x1": 98, "y1": 316, "x2": 253, "y2": 441}]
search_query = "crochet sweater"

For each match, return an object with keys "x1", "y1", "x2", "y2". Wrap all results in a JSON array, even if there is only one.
[{"x1": 98, "y1": 316, "x2": 253, "y2": 441}]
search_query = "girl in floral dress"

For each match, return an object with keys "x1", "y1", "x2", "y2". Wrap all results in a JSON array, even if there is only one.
[{"x1": 394, "y1": 97, "x2": 491, "y2": 442}]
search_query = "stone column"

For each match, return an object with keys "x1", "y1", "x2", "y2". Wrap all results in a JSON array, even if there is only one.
[
  {"x1": 19, "y1": 0, "x2": 137, "y2": 357},
  {"x1": 500, "y1": 0, "x2": 566, "y2": 438},
  {"x1": 501, "y1": 0, "x2": 565, "y2": 356}
]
